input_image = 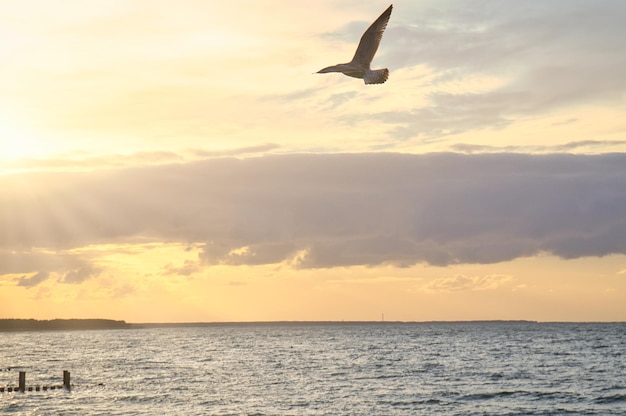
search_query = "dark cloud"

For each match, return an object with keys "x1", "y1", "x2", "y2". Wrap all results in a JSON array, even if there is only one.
[
  {"x1": 1, "y1": 249, "x2": 102, "y2": 286},
  {"x1": 17, "y1": 271, "x2": 51, "y2": 288},
  {"x1": 1, "y1": 153, "x2": 625, "y2": 271},
  {"x1": 0, "y1": 250, "x2": 87, "y2": 275},
  {"x1": 59, "y1": 265, "x2": 102, "y2": 284}
]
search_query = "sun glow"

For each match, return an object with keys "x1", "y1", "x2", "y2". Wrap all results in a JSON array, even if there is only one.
[{"x1": 0, "y1": 120, "x2": 41, "y2": 161}]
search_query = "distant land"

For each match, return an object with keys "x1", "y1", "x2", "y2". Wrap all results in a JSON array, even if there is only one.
[
  {"x1": 5, "y1": 319, "x2": 618, "y2": 332},
  {"x1": 0, "y1": 319, "x2": 540, "y2": 331},
  {"x1": 134, "y1": 320, "x2": 540, "y2": 328},
  {"x1": 0, "y1": 319, "x2": 131, "y2": 332}
]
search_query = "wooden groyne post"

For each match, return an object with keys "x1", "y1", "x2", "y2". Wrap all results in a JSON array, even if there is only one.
[
  {"x1": 1, "y1": 370, "x2": 70, "y2": 393},
  {"x1": 19, "y1": 371, "x2": 25, "y2": 393},
  {"x1": 63, "y1": 370, "x2": 71, "y2": 390}
]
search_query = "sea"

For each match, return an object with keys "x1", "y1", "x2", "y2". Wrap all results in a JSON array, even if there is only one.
[{"x1": 1, "y1": 322, "x2": 625, "y2": 415}]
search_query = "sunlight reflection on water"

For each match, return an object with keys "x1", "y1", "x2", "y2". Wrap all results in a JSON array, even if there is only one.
[{"x1": 1, "y1": 322, "x2": 625, "y2": 415}]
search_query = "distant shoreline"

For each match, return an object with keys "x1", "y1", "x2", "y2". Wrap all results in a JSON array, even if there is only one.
[
  {"x1": 0, "y1": 319, "x2": 131, "y2": 332},
  {"x1": 132, "y1": 320, "x2": 541, "y2": 328},
  {"x1": 2, "y1": 319, "x2": 624, "y2": 332}
]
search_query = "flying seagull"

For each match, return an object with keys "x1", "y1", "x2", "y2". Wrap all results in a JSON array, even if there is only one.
[{"x1": 317, "y1": 4, "x2": 393, "y2": 85}]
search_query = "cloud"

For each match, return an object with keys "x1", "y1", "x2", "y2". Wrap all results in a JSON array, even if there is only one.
[
  {"x1": 3, "y1": 249, "x2": 102, "y2": 286},
  {"x1": 450, "y1": 140, "x2": 626, "y2": 154},
  {"x1": 59, "y1": 265, "x2": 102, "y2": 284},
  {"x1": 161, "y1": 259, "x2": 202, "y2": 276},
  {"x1": 2, "y1": 144, "x2": 280, "y2": 174},
  {"x1": 4, "y1": 1, "x2": 624, "y2": 161},
  {"x1": 355, "y1": 1, "x2": 626, "y2": 142},
  {"x1": 17, "y1": 271, "x2": 51, "y2": 288},
  {"x1": 2, "y1": 153, "x2": 625, "y2": 272},
  {"x1": 0, "y1": 249, "x2": 91, "y2": 275},
  {"x1": 424, "y1": 274, "x2": 513, "y2": 293},
  {"x1": 188, "y1": 144, "x2": 281, "y2": 159},
  {"x1": 389, "y1": 1, "x2": 626, "y2": 82},
  {"x1": 346, "y1": 91, "x2": 515, "y2": 141}
]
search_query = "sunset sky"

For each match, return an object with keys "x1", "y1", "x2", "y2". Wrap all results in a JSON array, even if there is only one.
[{"x1": 1, "y1": 0, "x2": 626, "y2": 323}]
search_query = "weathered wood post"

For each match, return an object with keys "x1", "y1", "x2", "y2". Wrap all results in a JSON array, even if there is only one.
[
  {"x1": 63, "y1": 370, "x2": 70, "y2": 390},
  {"x1": 19, "y1": 371, "x2": 26, "y2": 393}
]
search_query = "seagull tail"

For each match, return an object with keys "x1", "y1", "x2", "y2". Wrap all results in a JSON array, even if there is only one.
[{"x1": 364, "y1": 68, "x2": 389, "y2": 85}]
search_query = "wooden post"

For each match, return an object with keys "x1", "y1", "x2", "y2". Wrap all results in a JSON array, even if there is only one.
[
  {"x1": 19, "y1": 371, "x2": 26, "y2": 393},
  {"x1": 63, "y1": 370, "x2": 70, "y2": 390}
]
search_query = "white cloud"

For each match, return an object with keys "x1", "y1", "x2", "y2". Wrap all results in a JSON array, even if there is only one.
[
  {"x1": 361, "y1": 1, "x2": 626, "y2": 143},
  {"x1": 3, "y1": 1, "x2": 625, "y2": 159}
]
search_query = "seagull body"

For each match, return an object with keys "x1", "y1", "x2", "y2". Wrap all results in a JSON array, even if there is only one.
[{"x1": 317, "y1": 4, "x2": 393, "y2": 85}]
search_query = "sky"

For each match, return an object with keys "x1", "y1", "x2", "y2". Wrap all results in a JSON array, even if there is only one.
[{"x1": 1, "y1": 0, "x2": 626, "y2": 323}]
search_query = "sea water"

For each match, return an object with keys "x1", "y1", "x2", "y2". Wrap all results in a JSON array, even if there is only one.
[{"x1": 1, "y1": 322, "x2": 625, "y2": 415}]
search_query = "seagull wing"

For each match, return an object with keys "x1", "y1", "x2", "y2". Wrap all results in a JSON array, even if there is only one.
[{"x1": 351, "y1": 4, "x2": 393, "y2": 68}]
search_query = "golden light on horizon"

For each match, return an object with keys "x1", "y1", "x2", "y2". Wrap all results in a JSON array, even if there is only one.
[{"x1": 1, "y1": 1, "x2": 626, "y2": 323}]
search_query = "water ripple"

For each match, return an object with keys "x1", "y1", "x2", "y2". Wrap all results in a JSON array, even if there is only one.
[{"x1": 1, "y1": 322, "x2": 625, "y2": 415}]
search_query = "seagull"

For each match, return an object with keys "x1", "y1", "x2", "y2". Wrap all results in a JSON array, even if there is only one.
[{"x1": 317, "y1": 4, "x2": 393, "y2": 85}]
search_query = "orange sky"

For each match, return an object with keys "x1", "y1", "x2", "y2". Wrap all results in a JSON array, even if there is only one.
[{"x1": 1, "y1": 1, "x2": 626, "y2": 322}]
